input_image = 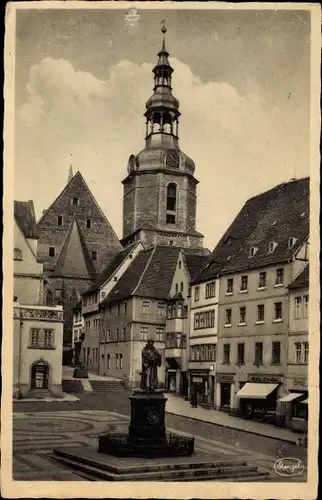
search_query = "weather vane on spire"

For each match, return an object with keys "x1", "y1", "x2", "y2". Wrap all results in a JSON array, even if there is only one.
[{"x1": 161, "y1": 20, "x2": 167, "y2": 35}]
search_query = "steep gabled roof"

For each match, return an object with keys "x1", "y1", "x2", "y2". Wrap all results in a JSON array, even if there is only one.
[
  {"x1": 51, "y1": 219, "x2": 96, "y2": 279},
  {"x1": 99, "y1": 245, "x2": 181, "y2": 306},
  {"x1": 99, "y1": 247, "x2": 154, "y2": 306},
  {"x1": 83, "y1": 242, "x2": 139, "y2": 296},
  {"x1": 195, "y1": 177, "x2": 309, "y2": 282},
  {"x1": 14, "y1": 201, "x2": 39, "y2": 239},
  {"x1": 134, "y1": 245, "x2": 181, "y2": 298},
  {"x1": 184, "y1": 253, "x2": 212, "y2": 282},
  {"x1": 288, "y1": 265, "x2": 309, "y2": 290}
]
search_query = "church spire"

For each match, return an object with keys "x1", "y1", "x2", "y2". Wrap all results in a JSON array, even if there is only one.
[
  {"x1": 144, "y1": 22, "x2": 181, "y2": 144},
  {"x1": 68, "y1": 164, "x2": 74, "y2": 184}
]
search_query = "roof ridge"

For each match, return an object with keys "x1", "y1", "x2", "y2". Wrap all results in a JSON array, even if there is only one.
[{"x1": 131, "y1": 246, "x2": 157, "y2": 296}]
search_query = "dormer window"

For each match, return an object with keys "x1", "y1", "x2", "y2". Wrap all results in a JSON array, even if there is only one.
[
  {"x1": 57, "y1": 215, "x2": 63, "y2": 226},
  {"x1": 249, "y1": 247, "x2": 258, "y2": 258},
  {"x1": 268, "y1": 241, "x2": 278, "y2": 254},
  {"x1": 71, "y1": 197, "x2": 79, "y2": 206},
  {"x1": 86, "y1": 219, "x2": 92, "y2": 229},
  {"x1": 288, "y1": 237, "x2": 297, "y2": 249}
]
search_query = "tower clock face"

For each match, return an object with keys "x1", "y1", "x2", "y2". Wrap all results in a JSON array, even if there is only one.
[{"x1": 165, "y1": 150, "x2": 180, "y2": 169}]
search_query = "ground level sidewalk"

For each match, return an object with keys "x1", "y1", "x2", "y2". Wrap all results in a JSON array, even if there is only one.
[{"x1": 165, "y1": 394, "x2": 299, "y2": 444}]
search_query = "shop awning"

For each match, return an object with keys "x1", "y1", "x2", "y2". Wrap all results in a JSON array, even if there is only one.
[
  {"x1": 301, "y1": 399, "x2": 308, "y2": 404},
  {"x1": 278, "y1": 393, "x2": 304, "y2": 403},
  {"x1": 236, "y1": 383, "x2": 279, "y2": 399}
]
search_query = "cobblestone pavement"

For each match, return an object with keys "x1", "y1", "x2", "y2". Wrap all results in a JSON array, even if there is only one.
[{"x1": 13, "y1": 409, "x2": 307, "y2": 482}]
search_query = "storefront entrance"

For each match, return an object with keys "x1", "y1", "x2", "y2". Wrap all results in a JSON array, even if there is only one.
[{"x1": 220, "y1": 382, "x2": 231, "y2": 408}]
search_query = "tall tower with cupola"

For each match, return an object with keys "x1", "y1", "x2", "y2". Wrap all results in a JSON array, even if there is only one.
[{"x1": 121, "y1": 23, "x2": 204, "y2": 250}]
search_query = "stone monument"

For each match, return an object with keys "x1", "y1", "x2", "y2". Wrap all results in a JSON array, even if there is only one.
[{"x1": 98, "y1": 340, "x2": 194, "y2": 457}]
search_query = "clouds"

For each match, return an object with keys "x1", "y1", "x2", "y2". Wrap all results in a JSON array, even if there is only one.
[{"x1": 15, "y1": 55, "x2": 309, "y2": 248}]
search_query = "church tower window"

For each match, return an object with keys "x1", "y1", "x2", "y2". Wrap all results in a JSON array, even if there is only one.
[
  {"x1": 91, "y1": 251, "x2": 97, "y2": 261},
  {"x1": 166, "y1": 183, "x2": 177, "y2": 224},
  {"x1": 86, "y1": 219, "x2": 92, "y2": 229}
]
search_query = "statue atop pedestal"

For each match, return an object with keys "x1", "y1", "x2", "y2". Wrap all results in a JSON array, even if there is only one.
[{"x1": 140, "y1": 339, "x2": 161, "y2": 391}]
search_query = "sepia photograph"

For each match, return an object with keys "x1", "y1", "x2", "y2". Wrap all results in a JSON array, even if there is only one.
[{"x1": 2, "y1": 2, "x2": 320, "y2": 498}]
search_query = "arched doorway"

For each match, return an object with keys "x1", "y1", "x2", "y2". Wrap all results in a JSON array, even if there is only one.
[{"x1": 30, "y1": 360, "x2": 50, "y2": 390}]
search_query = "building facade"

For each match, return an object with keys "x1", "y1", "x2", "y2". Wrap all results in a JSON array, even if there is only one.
[
  {"x1": 98, "y1": 245, "x2": 180, "y2": 387},
  {"x1": 81, "y1": 242, "x2": 143, "y2": 372},
  {"x1": 194, "y1": 177, "x2": 309, "y2": 418},
  {"x1": 37, "y1": 170, "x2": 122, "y2": 356},
  {"x1": 13, "y1": 302, "x2": 64, "y2": 398},
  {"x1": 277, "y1": 265, "x2": 309, "y2": 431},
  {"x1": 189, "y1": 276, "x2": 219, "y2": 405},
  {"x1": 14, "y1": 201, "x2": 44, "y2": 305}
]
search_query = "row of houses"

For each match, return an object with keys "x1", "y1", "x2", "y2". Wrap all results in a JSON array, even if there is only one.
[{"x1": 73, "y1": 177, "x2": 309, "y2": 431}]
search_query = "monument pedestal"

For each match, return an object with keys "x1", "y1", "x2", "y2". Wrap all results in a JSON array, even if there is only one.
[
  {"x1": 128, "y1": 390, "x2": 167, "y2": 444},
  {"x1": 98, "y1": 389, "x2": 194, "y2": 457}
]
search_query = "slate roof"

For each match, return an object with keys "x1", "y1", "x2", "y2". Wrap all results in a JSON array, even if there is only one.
[
  {"x1": 288, "y1": 265, "x2": 309, "y2": 290},
  {"x1": 14, "y1": 201, "x2": 39, "y2": 239},
  {"x1": 51, "y1": 219, "x2": 97, "y2": 280},
  {"x1": 99, "y1": 247, "x2": 154, "y2": 306},
  {"x1": 194, "y1": 177, "x2": 309, "y2": 283},
  {"x1": 99, "y1": 245, "x2": 181, "y2": 306},
  {"x1": 82, "y1": 242, "x2": 139, "y2": 296},
  {"x1": 184, "y1": 253, "x2": 212, "y2": 282},
  {"x1": 134, "y1": 245, "x2": 181, "y2": 298}
]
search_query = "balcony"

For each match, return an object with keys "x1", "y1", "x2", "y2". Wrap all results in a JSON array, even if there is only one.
[
  {"x1": 165, "y1": 347, "x2": 183, "y2": 359},
  {"x1": 166, "y1": 317, "x2": 183, "y2": 333}
]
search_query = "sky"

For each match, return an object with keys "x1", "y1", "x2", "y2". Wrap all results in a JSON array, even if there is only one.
[{"x1": 14, "y1": 6, "x2": 311, "y2": 249}]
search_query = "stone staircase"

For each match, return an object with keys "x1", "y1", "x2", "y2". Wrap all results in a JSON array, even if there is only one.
[
  {"x1": 52, "y1": 447, "x2": 270, "y2": 482},
  {"x1": 89, "y1": 380, "x2": 125, "y2": 392}
]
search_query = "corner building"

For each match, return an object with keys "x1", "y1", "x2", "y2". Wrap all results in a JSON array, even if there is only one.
[{"x1": 195, "y1": 178, "x2": 309, "y2": 417}]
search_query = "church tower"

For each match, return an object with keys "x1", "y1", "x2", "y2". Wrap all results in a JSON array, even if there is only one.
[{"x1": 121, "y1": 24, "x2": 204, "y2": 250}]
